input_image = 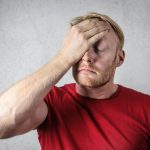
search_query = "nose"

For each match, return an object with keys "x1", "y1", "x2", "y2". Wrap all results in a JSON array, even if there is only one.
[{"x1": 81, "y1": 48, "x2": 95, "y2": 64}]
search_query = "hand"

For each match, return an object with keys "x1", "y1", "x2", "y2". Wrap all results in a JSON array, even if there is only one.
[{"x1": 60, "y1": 19, "x2": 110, "y2": 64}]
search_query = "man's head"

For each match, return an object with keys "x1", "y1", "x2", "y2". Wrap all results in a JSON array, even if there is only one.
[
  {"x1": 71, "y1": 12, "x2": 125, "y2": 88},
  {"x1": 70, "y1": 12, "x2": 124, "y2": 51}
]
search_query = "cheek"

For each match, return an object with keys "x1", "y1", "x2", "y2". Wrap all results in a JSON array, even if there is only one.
[
  {"x1": 95, "y1": 56, "x2": 115, "y2": 71},
  {"x1": 94, "y1": 62, "x2": 106, "y2": 74},
  {"x1": 102, "y1": 50, "x2": 117, "y2": 62},
  {"x1": 97, "y1": 40, "x2": 108, "y2": 50}
]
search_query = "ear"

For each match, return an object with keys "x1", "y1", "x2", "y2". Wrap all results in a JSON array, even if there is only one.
[{"x1": 116, "y1": 49, "x2": 125, "y2": 67}]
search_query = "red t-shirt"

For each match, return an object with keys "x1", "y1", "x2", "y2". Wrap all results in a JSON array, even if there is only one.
[{"x1": 37, "y1": 83, "x2": 150, "y2": 150}]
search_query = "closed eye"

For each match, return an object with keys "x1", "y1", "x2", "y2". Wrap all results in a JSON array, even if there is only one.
[
  {"x1": 93, "y1": 41, "x2": 104, "y2": 53},
  {"x1": 93, "y1": 39, "x2": 108, "y2": 53},
  {"x1": 93, "y1": 46, "x2": 104, "y2": 53}
]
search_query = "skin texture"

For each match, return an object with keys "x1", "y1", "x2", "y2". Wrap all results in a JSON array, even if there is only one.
[
  {"x1": 60, "y1": 19, "x2": 110, "y2": 64},
  {"x1": 0, "y1": 19, "x2": 113, "y2": 138},
  {"x1": 73, "y1": 23, "x2": 125, "y2": 99}
]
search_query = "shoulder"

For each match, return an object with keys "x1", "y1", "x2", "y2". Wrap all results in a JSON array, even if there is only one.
[
  {"x1": 120, "y1": 84, "x2": 150, "y2": 101},
  {"x1": 50, "y1": 83, "x2": 75, "y2": 96},
  {"x1": 44, "y1": 83, "x2": 76, "y2": 105},
  {"x1": 117, "y1": 85, "x2": 150, "y2": 112},
  {"x1": 119, "y1": 85, "x2": 150, "y2": 127}
]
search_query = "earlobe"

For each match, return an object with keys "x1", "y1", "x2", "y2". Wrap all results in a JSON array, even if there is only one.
[{"x1": 116, "y1": 49, "x2": 125, "y2": 67}]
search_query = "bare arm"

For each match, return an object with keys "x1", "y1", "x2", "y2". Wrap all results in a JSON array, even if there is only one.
[
  {"x1": 0, "y1": 53, "x2": 72, "y2": 138},
  {"x1": 0, "y1": 19, "x2": 109, "y2": 139}
]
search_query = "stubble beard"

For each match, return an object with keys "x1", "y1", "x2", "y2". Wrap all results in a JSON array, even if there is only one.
[{"x1": 72, "y1": 58, "x2": 116, "y2": 88}]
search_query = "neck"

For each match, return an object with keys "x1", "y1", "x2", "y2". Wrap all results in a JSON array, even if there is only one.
[{"x1": 75, "y1": 81, "x2": 118, "y2": 99}]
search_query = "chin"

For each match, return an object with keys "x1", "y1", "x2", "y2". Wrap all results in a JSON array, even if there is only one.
[
  {"x1": 75, "y1": 76, "x2": 107, "y2": 88},
  {"x1": 72, "y1": 65, "x2": 115, "y2": 88},
  {"x1": 77, "y1": 80, "x2": 95, "y2": 88}
]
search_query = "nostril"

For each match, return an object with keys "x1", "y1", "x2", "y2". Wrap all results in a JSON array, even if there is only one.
[
  {"x1": 87, "y1": 59, "x2": 93, "y2": 63},
  {"x1": 82, "y1": 56, "x2": 94, "y2": 64}
]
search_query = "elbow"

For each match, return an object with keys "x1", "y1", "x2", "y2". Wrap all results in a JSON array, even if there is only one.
[
  {"x1": 0, "y1": 130, "x2": 14, "y2": 139},
  {"x1": 0, "y1": 129, "x2": 10, "y2": 139},
  {"x1": 0, "y1": 134, "x2": 10, "y2": 139},
  {"x1": 0, "y1": 113, "x2": 16, "y2": 139},
  {"x1": 0, "y1": 125, "x2": 15, "y2": 139},
  {"x1": 0, "y1": 131, "x2": 8, "y2": 139},
  {"x1": 0, "y1": 125, "x2": 5, "y2": 139}
]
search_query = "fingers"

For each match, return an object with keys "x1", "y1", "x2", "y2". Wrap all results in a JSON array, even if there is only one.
[
  {"x1": 76, "y1": 19, "x2": 110, "y2": 45},
  {"x1": 84, "y1": 24, "x2": 109, "y2": 39},
  {"x1": 74, "y1": 19, "x2": 99, "y2": 32},
  {"x1": 73, "y1": 19, "x2": 110, "y2": 38},
  {"x1": 88, "y1": 30, "x2": 109, "y2": 46},
  {"x1": 69, "y1": 18, "x2": 110, "y2": 52}
]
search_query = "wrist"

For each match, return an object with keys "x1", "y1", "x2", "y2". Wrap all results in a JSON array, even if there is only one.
[{"x1": 57, "y1": 50, "x2": 76, "y2": 66}]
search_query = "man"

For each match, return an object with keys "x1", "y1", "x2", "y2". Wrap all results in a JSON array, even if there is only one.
[{"x1": 0, "y1": 12, "x2": 150, "y2": 150}]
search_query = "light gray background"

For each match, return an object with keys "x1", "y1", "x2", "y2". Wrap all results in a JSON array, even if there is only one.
[{"x1": 0, "y1": 0, "x2": 150, "y2": 149}]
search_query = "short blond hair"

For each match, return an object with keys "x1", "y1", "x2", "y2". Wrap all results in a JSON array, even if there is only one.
[{"x1": 70, "y1": 12, "x2": 124, "y2": 50}]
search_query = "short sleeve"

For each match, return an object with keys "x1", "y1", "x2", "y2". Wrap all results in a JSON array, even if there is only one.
[{"x1": 37, "y1": 85, "x2": 63, "y2": 130}]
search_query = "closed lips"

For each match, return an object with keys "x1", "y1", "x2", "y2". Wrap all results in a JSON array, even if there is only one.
[{"x1": 78, "y1": 67, "x2": 95, "y2": 73}]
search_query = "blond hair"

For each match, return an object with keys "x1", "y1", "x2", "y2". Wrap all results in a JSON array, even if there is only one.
[{"x1": 70, "y1": 12, "x2": 124, "y2": 50}]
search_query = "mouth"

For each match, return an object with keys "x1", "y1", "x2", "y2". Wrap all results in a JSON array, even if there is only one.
[{"x1": 78, "y1": 67, "x2": 96, "y2": 73}]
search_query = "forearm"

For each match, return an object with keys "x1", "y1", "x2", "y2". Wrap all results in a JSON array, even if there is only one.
[
  {"x1": 0, "y1": 52, "x2": 72, "y2": 135},
  {"x1": 0, "y1": 18, "x2": 109, "y2": 137}
]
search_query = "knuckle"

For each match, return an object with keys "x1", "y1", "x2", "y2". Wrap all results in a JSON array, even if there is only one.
[
  {"x1": 97, "y1": 22, "x2": 110, "y2": 29},
  {"x1": 93, "y1": 27, "x2": 99, "y2": 32},
  {"x1": 72, "y1": 26, "x2": 82, "y2": 33},
  {"x1": 71, "y1": 25, "x2": 78, "y2": 32},
  {"x1": 80, "y1": 33, "x2": 87, "y2": 41},
  {"x1": 97, "y1": 25, "x2": 107, "y2": 32},
  {"x1": 71, "y1": 25, "x2": 77, "y2": 31}
]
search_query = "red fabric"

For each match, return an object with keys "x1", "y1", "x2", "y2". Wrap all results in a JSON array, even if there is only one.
[{"x1": 37, "y1": 83, "x2": 150, "y2": 150}]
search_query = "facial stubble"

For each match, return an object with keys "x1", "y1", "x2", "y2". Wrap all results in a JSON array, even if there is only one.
[{"x1": 72, "y1": 55, "x2": 117, "y2": 88}]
